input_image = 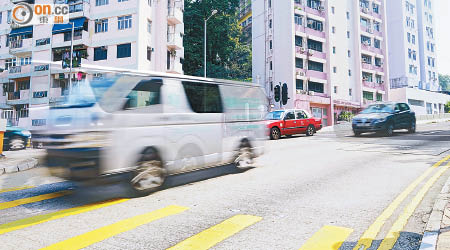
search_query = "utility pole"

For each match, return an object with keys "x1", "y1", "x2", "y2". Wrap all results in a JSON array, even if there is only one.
[
  {"x1": 68, "y1": 21, "x2": 74, "y2": 94},
  {"x1": 204, "y1": 10, "x2": 217, "y2": 78}
]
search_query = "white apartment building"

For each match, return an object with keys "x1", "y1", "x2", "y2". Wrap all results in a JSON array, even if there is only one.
[
  {"x1": 0, "y1": 0, "x2": 184, "y2": 130},
  {"x1": 252, "y1": 0, "x2": 389, "y2": 125},
  {"x1": 387, "y1": 0, "x2": 449, "y2": 115}
]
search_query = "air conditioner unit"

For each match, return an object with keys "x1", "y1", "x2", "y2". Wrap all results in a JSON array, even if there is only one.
[
  {"x1": 363, "y1": 41, "x2": 370, "y2": 46},
  {"x1": 95, "y1": 19, "x2": 102, "y2": 24},
  {"x1": 364, "y1": 7, "x2": 370, "y2": 13},
  {"x1": 363, "y1": 77, "x2": 369, "y2": 81},
  {"x1": 297, "y1": 71, "x2": 305, "y2": 76},
  {"x1": 308, "y1": 91, "x2": 315, "y2": 96},
  {"x1": 307, "y1": 49, "x2": 314, "y2": 55},
  {"x1": 318, "y1": 6, "x2": 325, "y2": 11},
  {"x1": 300, "y1": 47, "x2": 306, "y2": 53}
]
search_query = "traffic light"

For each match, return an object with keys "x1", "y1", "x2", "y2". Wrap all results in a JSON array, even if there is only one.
[
  {"x1": 274, "y1": 85, "x2": 281, "y2": 103},
  {"x1": 282, "y1": 83, "x2": 289, "y2": 105}
]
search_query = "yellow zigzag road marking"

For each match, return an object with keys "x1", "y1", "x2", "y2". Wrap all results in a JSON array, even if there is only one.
[
  {"x1": 41, "y1": 205, "x2": 189, "y2": 250},
  {"x1": 0, "y1": 186, "x2": 34, "y2": 194},
  {"x1": 377, "y1": 160, "x2": 450, "y2": 250},
  {"x1": 0, "y1": 199, "x2": 128, "y2": 235},
  {"x1": 299, "y1": 225, "x2": 353, "y2": 250},
  {"x1": 353, "y1": 154, "x2": 450, "y2": 250},
  {"x1": 167, "y1": 215, "x2": 262, "y2": 250},
  {"x1": 0, "y1": 191, "x2": 70, "y2": 210}
]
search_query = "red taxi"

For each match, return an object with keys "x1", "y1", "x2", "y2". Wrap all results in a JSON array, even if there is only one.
[{"x1": 266, "y1": 109, "x2": 322, "y2": 140}]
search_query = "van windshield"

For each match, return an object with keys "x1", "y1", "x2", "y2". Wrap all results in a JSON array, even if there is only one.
[{"x1": 53, "y1": 77, "x2": 117, "y2": 109}]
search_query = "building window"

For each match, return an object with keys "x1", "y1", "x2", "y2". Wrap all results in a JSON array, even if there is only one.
[
  {"x1": 331, "y1": 7, "x2": 335, "y2": 14},
  {"x1": 348, "y1": 50, "x2": 351, "y2": 57},
  {"x1": 147, "y1": 20, "x2": 152, "y2": 33},
  {"x1": 348, "y1": 70, "x2": 352, "y2": 76},
  {"x1": 32, "y1": 119, "x2": 46, "y2": 126},
  {"x1": 295, "y1": 36, "x2": 303, "y2": 47},
  {"x1": 412, "y1": 35, "x2": 415, "y2": 44},
  {"x1": 269, "y1": 40, "x2": 272, "y2": 49},
  {"x1": 270, "y1": 61, "x2": 273, "y2": 70},
  {"x1": 94, "y1": 46, "x2": 108, "y2": 61},
  {"x1": 147, "y1": 46, "x2": 152, "y2": 61},
  {"x1": 332, "y1": 26, "x2": 336, "y2": 33},
  {"x1": 296, "y1": 79, "x2": 303, "y2": 90},
  {"x1": 118, "y1": 15, "x2": 132, "y2": 30},
  {"x1": 361, "y1": 35, "x2": 371, "y2": 46},
  {"x1": 118, "y1": 0, "x2": 128, "y2": 2},
  {"x1": 375, "y1": 75, "x2": 383, "y2": 84},
  {"x1": 407, "y1": 32, "x2": 411, "y2": 43},
  {"x1": 334, "y1": 86, "x2": 337, "y2": 93},
  {"x1": 307, "y1": 39, "x2": 323, "y2": 52},
  {"x1": 308, "y1": 81, "x2": 324, "y2": 93},
  {"x1": 96, "y1": 0, "x2": 109, "y2": 6},
  {"x1": 0, "y1": 12, "x2": 2, "y2": 24},
  {"x1": 7, "y1": 10, "x2": 11, "y2": 24},
  {"x1": 333, "y1": 67, "x2": 337, "y2": 73},
  {"x1": 332, "y1": 47, "x2": 336, "y2": 54},
  {"x1": 269, "y1": 19, "x2": 272, "y2": 28},
  {"x1": 296, "y1": 58, "x2": 303, "y2": 68},
  {"x1": 374, "y1": 39, "x2": 381, "y2": 49},
  {"x1": 363, "y1": 91, "x2": 373, "y2": 101},
  {"x1": 376, "y1": 93, "x2": 382, "y2": 101},
  {"x1": 308, "y1": 61, "x2": 324, "y2": 72},
  {"x1": 346, "y1": 12, "x2": 350, "y2": 19},
  {"x1": 95, "y1": 19, "x2": 108, "y2": 33},
  {"x1": 347, "y1": 31, "x2": 350, "y2": 38},
  {"x1": 363, "y1": 72, "x2": 373, "y2": 82},
  {"x1": 33, "y1": 91, "x2": 48, "y2": 98},
  {"x1": 117, "y1": 43, "x2": 131, "y2": 58},
  {"x1": 294, "y1": 14, "x2": 303, "y2": 26},
  {"x1": 349, "y1": 88, "x2": 352, "y2": 96},
  {"x1": 306, "y1": 18, "x2": 323, "y2": 31}
]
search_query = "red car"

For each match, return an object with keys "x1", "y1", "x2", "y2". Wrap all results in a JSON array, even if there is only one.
[{"x1": 266, "y1": 109, "x2": 322, "y2": 140}]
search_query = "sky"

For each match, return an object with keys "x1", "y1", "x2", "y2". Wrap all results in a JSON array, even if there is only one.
[{"x1": 436, "y1": 0, "x2": 450, "y2": 75}]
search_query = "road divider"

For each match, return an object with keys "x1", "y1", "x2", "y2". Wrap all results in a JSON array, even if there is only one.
[
  {"x1": 353, "y1": 154, "x2": 450, "y2": 250},
  {"x1": 377, "y1": 159, "x2": 450, "y2": 250},
  {"x1": 0, "y1": 190, "x2": 70, "y2": 210},
  {"x1": 0, "y1": 198, "x2": 128, "y2": 235},
  {"x1": 167, "y1": 214, "x2": 262, "y2": 250},
  {"x1": 298, "y1": 225, "x2": 353, "y2": 250},
  {"x1": 40, "y1": 205, "x2": 189, "y2": 250},
  {"x1": 0, "y1": 186, "x2": 34, "y2": 194}
]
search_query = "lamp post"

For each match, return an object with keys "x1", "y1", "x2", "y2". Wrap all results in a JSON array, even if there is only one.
[
  {"x1": 68, "y1": 21, "x2": 74, "y2": 94},
  {"x1": 204, "y1": 10, "x2": 218, "y2": 78}
]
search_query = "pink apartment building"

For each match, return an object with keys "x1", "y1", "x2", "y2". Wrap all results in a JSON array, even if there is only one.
[
  {"x1": 252, "y1": 0, "x2": 389, "y2": 126},
  {"x1": 0, "y1": 0, "x2": 184, "y2": 130}
]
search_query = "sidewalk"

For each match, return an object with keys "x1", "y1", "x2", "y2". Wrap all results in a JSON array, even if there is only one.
[
  {"x1": 420, "y1": 175, "x2": 450, "y2": 250},
  {"x1": 0, "y1": 149, "x2": 45, "y2": 175}
]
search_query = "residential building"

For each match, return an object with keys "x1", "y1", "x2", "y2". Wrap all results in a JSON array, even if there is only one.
[
  {"x1": 387, "y1": 0, "x2": 448, "y2": 114},
  {"x1": 238, "y1": 0, "x2": 252, "y2": 43},
  {"x1": 0, "y1": 0, "x2": 184, "y2": 130},
  {"x1": 252, "y1": 0, "x2": 389, "y2": 126}
]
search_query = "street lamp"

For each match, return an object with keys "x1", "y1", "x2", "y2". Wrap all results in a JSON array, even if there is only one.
[{"x1": 204, "y1": 9, "x2": 218, "y2": 78}]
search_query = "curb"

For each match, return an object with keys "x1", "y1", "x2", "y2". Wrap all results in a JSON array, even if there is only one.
[
  {"x1": 0, "y1": 158, "x2": 39, "y2": 175},
  {"x1": 419, "y1": 174, "x2": 450, "y2": 250}
]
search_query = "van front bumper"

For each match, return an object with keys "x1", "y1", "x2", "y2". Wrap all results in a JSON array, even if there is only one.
[{"x1": 46, "y1": 148, "x2": 101, "y2": 181}]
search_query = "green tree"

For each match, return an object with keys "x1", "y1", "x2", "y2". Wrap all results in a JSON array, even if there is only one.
[
  {"x1": 445, "y1": 101, "x2": 450, "y2": 113},
  {"x1": 439, "y1": 74, "x2": 450, "y2": 91},
  {"x1": 183, "y1": 0, "x2": 252, "y2": 81}
]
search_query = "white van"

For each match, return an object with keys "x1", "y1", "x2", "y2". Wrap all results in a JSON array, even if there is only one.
[{"x1": 41, "y1": 71, "x2": 268, "y2": 196}]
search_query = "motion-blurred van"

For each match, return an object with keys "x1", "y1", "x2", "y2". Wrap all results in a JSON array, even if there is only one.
[{"x1": 40, "y1": 71, "x2": 268, "y2": 196}]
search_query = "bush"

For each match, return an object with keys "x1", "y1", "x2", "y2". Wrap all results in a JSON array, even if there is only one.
[
  {"x1": 337, "y1": 111, "x2": 355, "y2": 122},
  {"x1": 445, "y1": 101, "x2": 450, "y2": 113}
]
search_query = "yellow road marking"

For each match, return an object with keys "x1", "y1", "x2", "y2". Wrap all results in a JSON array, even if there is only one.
[
  {"x1": 41, "y1": 205, "x2": 188, "y2": 250},
  {"x1": 0, "y1": 199, "x2": 128, "y2": 235},
  {"x1": 298, "y1": 225, "x2": 353, "y2": 250},
  {"x1": 167, "y1": 215, "x2": 262, "y2": 250},
  {"x1": 377, "y1": 160, "x2": 450, "y2": 250},
  {"x1": 353, "y1": 154, "x2": 450, "y2": 250},
  {"x1": 0, "y1": 191, "x2": 70, "y2": 210},
  {"x1": 0, "y1": 186, "x2": 34, "y2": 194}
]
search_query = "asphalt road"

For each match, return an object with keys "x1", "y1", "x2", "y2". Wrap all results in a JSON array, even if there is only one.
[{"x1": 0, "y1": 121, "x2": 449, "y2": 250}]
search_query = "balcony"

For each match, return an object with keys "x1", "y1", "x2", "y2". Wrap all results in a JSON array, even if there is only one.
[
  {"x1": 363, "y1": 81, "x2": 385, "y2": 92},
  {"x1": 295, "y1": 24, "x2": 306, "y2": 34},
  {"x1": 167, "y1": 58, "x2": 183, "y2": 74},
  {"x1": 9, "y1": 38, "x2": 33, "y2": 54},
  {"x1": 167, "y1": 33, "x2": 183, "y2": 50},
  {"x1": 306, "y1": 70, "x2": 327, "y2": 81},
  {"x1": 9, "y1": 66, "x2": 22, "y2": 74},
  {"x1": 168, "y1": 7, "x2": 183, "y2": 25},
  {"x1": 6, "y1": 89, "x2": 30, "y2": 105},
  {"x1": 361, "y1": 44, "x2": 383, "y2": 55},
  {"x1": 305, "y1": 27, "x2": 326, "y2": 39},
  {"x1": 296, "y1": 92, "x2": 331, "y2": 105},
  {"x1": 52, "y1": 30, "x2": 89, "y2": 48},
  {"x1": 308, "y1": 49, "x2": 326, "y2": 60},
  {"x1": 8, "y1": 65, "x2": 32, "y2": 77},
  {"x1": 304, "y1": 5, "x2": 326, "y2": 18}
]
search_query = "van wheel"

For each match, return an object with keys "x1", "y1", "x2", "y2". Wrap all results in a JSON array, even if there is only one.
[
  {"x1": 408, "y1": 121, "x2": 416, "y2": 133},
  {"x1": 129, "y1": 148, "x2": 165, "y2": 196},
  {"x1": 235, "y1": 141, "x2": 254, "y2": 169},
  {"x1": 306, "y1": 125, "x2": 315, "y2": 136},
  {"x1": 270, "y1": 127, "x2": 281, "y2": 140}
]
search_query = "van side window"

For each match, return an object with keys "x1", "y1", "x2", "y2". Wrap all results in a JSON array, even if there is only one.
[
  {"x1": 399, "y1": 103, "x2": 410, "y2": 111},
  {"x1": 124, "y1": 80, "x2": 162, "y2": 109},
  {"x1": 182, "y1": 81, "x2": 223, "y2": 113}
]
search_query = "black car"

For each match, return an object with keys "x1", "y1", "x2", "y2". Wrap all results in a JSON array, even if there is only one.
[{"x1": 352, "y1": 102, "x2": 416, "y2": 137}]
